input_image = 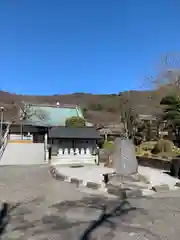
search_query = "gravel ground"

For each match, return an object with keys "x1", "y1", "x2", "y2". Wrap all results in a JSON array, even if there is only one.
[{"x1": 0, "y1": 165, "x2": 180, "y2": 239}]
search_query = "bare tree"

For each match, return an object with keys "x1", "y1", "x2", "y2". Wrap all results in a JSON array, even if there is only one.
[
  {"x1": 19, "y1": 104, "x2": 34, "y2": 121},
  {"x1": 4, "y1": 102, "x2": 19, "y2": 125},
  {"x1": 119, "y1": 93, "x2": 139, "y2": 138},
  {"x1": 140, "y1": 53, "x2": 180, "y2": 138},
  {"x1": 152, "y1": 53, "x2": 180, "y2": 90},
  {"x1": 19, "y1": 102, "x2": 49, "y2": 122}
]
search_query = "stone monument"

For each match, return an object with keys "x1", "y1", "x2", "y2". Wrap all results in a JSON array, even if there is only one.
[
  {"x1": 106, "y1": 137, "x2": 139, "y2": 196},
  {"x1": 112, "y1": 137, "x2": 138, "y2": 176},
  {"x1": 106, "y1": 138, "x2": 145, "y2": 198}
]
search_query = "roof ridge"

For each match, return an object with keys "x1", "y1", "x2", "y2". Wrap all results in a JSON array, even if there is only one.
[{"x1": 22, "y1": 102, "x2": 78, "y2": 108}]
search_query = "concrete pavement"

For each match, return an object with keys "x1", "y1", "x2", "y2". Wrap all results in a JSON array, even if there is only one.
[{"x1": 0, "y1": 165, "x2": 180, "y2": 239}]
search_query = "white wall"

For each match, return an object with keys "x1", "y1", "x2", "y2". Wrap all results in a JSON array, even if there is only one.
[{"x1": 0, "y1": 143, "x2": 47, "y2": 165}]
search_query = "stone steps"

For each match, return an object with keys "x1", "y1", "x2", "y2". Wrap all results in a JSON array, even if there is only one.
[{"x1": 50, "y1": 155, "x2": 97, "y2": 166}]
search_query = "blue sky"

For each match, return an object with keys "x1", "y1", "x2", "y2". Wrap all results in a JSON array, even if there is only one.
[{"x1": 0, "y1": 0, "x2": 180, "y2": 95}]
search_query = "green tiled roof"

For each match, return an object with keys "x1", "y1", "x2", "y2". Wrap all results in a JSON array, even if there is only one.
[{"x1": 21, "y1": 104, "x2": 85, "y2": 127}]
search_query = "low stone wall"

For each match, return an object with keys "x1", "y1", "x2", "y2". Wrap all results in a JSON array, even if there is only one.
[
  {"x1": 137, "y1": 156, "x2": 171, "y2": 170},
  {"x1": 99, "y1": 149, "x2": 175, "y2": 171}
]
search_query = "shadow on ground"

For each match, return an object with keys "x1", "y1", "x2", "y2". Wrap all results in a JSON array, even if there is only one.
[{"x1": 1, "y1": 195, "x2": 175, "y2": 239}]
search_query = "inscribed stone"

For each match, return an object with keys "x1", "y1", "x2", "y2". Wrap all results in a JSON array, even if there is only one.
[{"x1": 112, "y1": 138, "x2": 138, "y2": 176}]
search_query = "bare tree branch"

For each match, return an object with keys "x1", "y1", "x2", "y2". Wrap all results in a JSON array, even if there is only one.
[
  {"x1": 153, "y1": 53, "x2": 180, "y2": 89},
  {"x1": 19, "y1": 103, "x2": 49, "y2": 122},
  {"x1": 119, "y1": 93, "x2": 139, "y2": 137}
]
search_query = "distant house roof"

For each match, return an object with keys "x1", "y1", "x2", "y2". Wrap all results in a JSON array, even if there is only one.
[
  {"x1": 48, "y1": 127, "x2": 102, "y2": 139},
  {"x1": 20, "y1": 103, "x2": 86, "y2": 127},
  {"x1": 98, "y1": 123, "x2": 124, "y2": 134}
]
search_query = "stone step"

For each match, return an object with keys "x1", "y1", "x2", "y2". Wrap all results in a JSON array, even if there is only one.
[{"x1": 50, "y1": 156, "x2": 96, "y2": 166}]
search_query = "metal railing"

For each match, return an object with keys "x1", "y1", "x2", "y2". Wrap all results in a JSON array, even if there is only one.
[{"x1": 0, "y1": 125, "x2": 10, "y2": 160}]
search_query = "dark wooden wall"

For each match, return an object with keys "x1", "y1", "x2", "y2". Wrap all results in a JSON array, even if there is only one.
[{"x1": 9, "y1": 124, "x2": 47, "y2": 134}]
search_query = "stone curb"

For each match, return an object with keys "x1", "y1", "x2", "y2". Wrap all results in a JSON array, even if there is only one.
[
  {"x1": 86, "y1": 182, "x2": 102, "y2": 190},
  {"x1": 49, "y1": 166, "x2": 57, "y2": 178},
  {"x1": 107, "y1": 184, "x2": 143, "y2": 199},
  {"x1": 49, "y1": 166, "x2": 145, "y2": 198},
  {"x1": 49, "y1": 166, "x2": 180, "y2": 197},
  {"x1": 49, "y1": 166, "x2": 105, "y2": 190},
  {"x1": 151, "y1": 184, "x2": 170, "y2": 193},
  {"x1": 175, "y1": 182, "x2": 180, "y2": 187}
]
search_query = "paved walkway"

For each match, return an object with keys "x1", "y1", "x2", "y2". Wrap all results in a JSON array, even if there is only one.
[
  {"x1": 53, "y1": 164, "x2": 115, "y2": 183},
  {"x1": 0, "y1": 165, "x2": 85, "y2": 203},
  {"x1": 0, "y1": 165, "x2": 180, "y2": 239},
  {"x1": 52, "y1": 164, "x2": 180, "y2": 195}
]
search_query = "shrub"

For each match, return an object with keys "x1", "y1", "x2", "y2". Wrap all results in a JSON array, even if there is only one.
[
  {"x1": 102, "y1": 141, "x2": 114, "y2": 149},
  {"x1": 143, "y1": 152, "x2": 152, "y2": 157},
  {"x1": 107, "y1": 135, "x2": 116, "y2": 141},
  {"x1": 141, "y1": 141, "x2": 157, "y2": 151},
  {"x1": 172, "y1": 146, "x2": 180, "y2": 156},
  {"x1": 65, "y1": 116, "x2": 86, "y2": 127},
  {"x1": 151, "y1": 139, "x2": 173, "y2": 154}
]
